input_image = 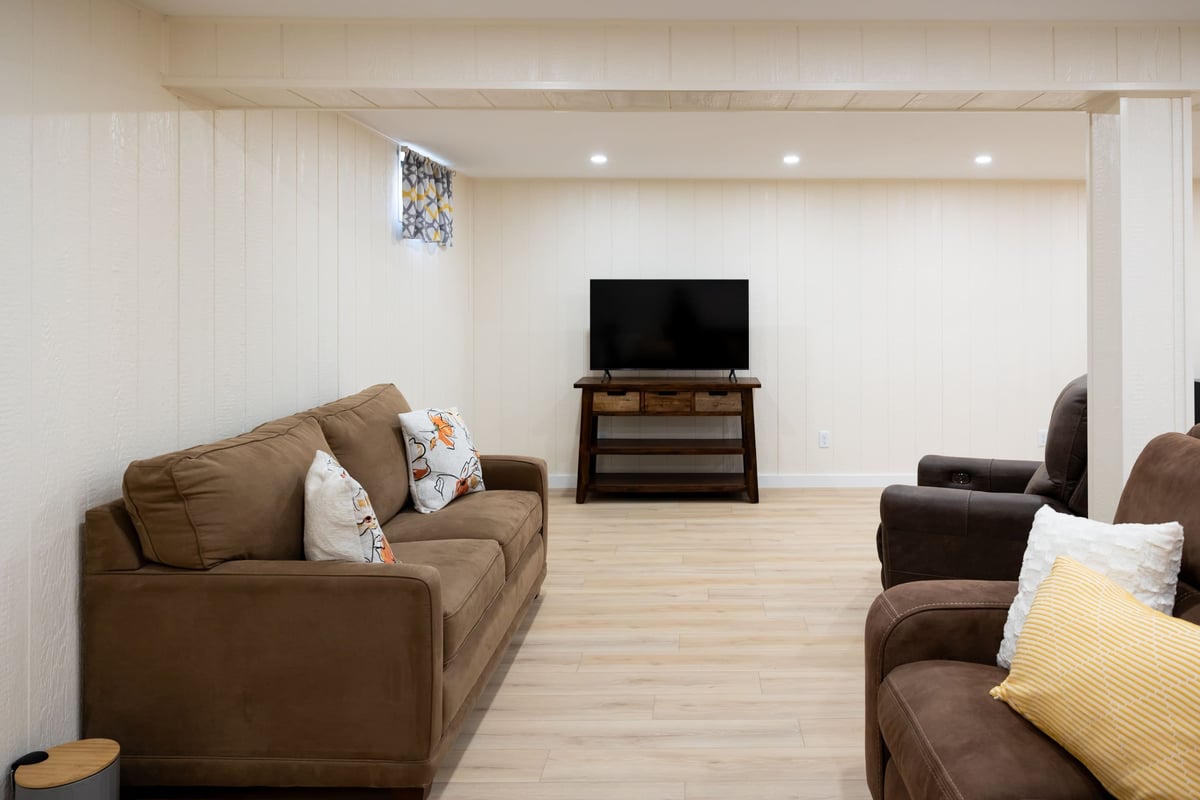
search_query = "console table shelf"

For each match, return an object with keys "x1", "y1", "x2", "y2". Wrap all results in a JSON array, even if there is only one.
[{"x1": 573, "y1": 376, "x2": 761, "y2": 503}]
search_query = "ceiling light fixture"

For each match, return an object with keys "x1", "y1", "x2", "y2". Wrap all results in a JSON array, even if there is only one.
[
  {"x1": 975, "y1": 154, "x2": 993, "y2": 165},
  {"x1": 783, "y1": 154, "x2": 800, "y2": 165},
  {"x1": 590, "y1": 154, "x2": 608, "y2": 164}
]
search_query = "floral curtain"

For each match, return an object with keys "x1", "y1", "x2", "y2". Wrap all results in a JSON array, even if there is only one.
[{"x1": 401, "y1": 149, "x2": 454, "y2": 246}]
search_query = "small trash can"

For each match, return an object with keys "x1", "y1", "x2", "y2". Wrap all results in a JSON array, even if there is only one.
[{"x1": 13, "y1": 739, "x2": 119, "y2": 800}]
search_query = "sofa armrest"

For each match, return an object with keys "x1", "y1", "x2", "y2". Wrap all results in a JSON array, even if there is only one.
[
  {"x1": 917, "y1": 455, "x2": 1042, "y2": 493},
  {"x1": 481, "y1": 454, "x2": 549, "y2": 551},
  {"x1": 83, "y1": 559, "x2": 444, "y2": 778},
  {"x1": 878, "y1": 485, "x2": 1061, "y2": 586},
  {"x1": 864, "y1": 579, "x2": 1017, "y2": 800}
]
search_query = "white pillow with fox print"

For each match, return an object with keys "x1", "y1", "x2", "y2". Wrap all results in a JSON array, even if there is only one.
[
  {"x1": 304, "y1": 450, "x2": 398, "y2": 563},
  {"x1": 398, "y1": 407, "x2": 485, "y2": 513}
]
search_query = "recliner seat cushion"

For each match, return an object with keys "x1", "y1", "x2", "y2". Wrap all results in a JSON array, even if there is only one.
[
  {"x1": 878, "y1": 660, "x2": 1107, "y2": 800},
  {"x1": 123, "y1": 417, "x2": 331, "y2": 569},
  {"x1": 382, "y1": 490, "x2": 540, "y2": 577},
  {"x1": 390, "y1": 538, "x2": 505, "y2": 665}
]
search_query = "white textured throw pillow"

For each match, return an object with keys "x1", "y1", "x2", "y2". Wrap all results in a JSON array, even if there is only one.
[
  {"x1": 303, "y1": 450, "x2": 398, "y2": 564},
  {"x1": 996, "y1": 505, "x2": 1183, "y2": 669},
  {"x1": 398, "y1": 407, "x2": 485, "y2": 514}
]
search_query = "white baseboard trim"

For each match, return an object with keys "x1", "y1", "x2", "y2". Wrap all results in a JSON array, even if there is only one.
[{"x1": 548, "y1": 473, "x2": 915, "y2": 490}]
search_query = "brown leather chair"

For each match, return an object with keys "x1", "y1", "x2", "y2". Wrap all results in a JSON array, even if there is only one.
[{"x1": 876, "y1": 375, "x2": 1087, "y2": 587}]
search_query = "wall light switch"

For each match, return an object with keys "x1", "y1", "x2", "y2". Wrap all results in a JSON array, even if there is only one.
[
  {"x1": 1037, "y1": 429, "x2": 1048, "y2": 447},
  {"x1": 818, "y1": 430, "x2": 831, "y2": 448}
]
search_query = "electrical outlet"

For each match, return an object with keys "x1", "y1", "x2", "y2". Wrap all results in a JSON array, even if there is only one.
[
  {"x1": 818, "y1": 430, "x2": 831, "y2": 448},
  {"x1": 1037, "y1": 428, "x2": 1048, "y2": 447}
]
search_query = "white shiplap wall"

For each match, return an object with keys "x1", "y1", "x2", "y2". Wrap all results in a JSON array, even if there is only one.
[
  {"x1": 469, "y1": 179, "x2": 1087, "y2": 485},
  {"x1": 0, "y1": 0, "x2": 473, "y2": 778}
]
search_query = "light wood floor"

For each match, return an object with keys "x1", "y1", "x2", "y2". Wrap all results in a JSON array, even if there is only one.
[{"x1": 431, "y1": 488, "x2": 884, "y2": 800}]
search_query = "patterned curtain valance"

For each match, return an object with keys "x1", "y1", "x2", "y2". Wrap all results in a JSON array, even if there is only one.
[{"x1": 401, "y1": 148, "x2": 454, "y2": 246}]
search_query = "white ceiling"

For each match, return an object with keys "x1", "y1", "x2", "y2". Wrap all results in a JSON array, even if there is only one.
[
  {"x1": 348, "y1": 109, "x2": 1092, "y2": 180},
  {"x1": 149, "y1": 1, "x2": 1200, "y2": 180},
  {"x1": 137, "y1": 0, "x2": 1200, "y2": 22}
]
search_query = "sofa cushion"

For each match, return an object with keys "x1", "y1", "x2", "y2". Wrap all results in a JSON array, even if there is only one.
[
  {"x1": 390, "y1": 539, "x2": 504, "y2": 665},
  {"x1": 300, "y1": 384, "x2": 413, "y2": 523},
  {"x1": 123, "y1": 417, "x2": 330, "y2": 569},
  {"x1": 1024, "y1": 374, "x2": 1087, "y2": 514},
  {"x1": 878, "y1": 660, "x2": 1107, "y2": 800},
  {"x1": 382, "y1": 490, "x2": 540, "y2": 577},
  {"x1": 992, "y1": 557, "x2": 1200, "y2": 800}
]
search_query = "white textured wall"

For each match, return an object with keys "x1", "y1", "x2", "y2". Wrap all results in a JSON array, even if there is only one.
[
  {"x1": 470, "y1": 179, "x2": 1087, "y2": 483},
  {"x1": 0, "y1": 0, "x2": 473, "y2": 781}
]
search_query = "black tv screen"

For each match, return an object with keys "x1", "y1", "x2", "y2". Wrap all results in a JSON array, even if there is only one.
[{"x1": 589, "y1": 279, "x2": 750, "y2": 371}]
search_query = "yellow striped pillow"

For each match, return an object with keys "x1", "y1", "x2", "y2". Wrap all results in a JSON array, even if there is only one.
[{"x1": 990, "y1": 556, "x2": 1200, "y2": 800}]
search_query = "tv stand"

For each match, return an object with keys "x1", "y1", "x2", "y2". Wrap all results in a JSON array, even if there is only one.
[{"x1": 573, "y1": 375, "x2": 762, "y2": 503}]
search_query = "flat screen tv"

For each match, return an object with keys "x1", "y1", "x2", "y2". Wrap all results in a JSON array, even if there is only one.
[{"x1": 589, "y1": 279, "x2": 749, "y2": 372}]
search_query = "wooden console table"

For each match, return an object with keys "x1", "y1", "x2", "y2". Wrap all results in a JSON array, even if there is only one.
[{"x1": 573, "y1": 376, "x2": 761, "y2": 503}]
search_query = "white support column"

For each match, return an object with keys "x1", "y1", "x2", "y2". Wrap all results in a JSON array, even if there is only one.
[{"x1": 1088, "y1": 96, "x2": 1194, "y2": 522}]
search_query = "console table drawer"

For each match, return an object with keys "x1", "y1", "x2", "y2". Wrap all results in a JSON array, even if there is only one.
[
  {"x1": 644, "y1": 391, "x2": 692, "y2": 413},
  {"x1": 594, "y1": 391, "x2": 640, "y2": 412},
  {"x1": 695, "y1": 391, "x2": 742, "y2": 413}
]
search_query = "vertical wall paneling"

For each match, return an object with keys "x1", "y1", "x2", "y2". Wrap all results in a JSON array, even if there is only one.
[
  {"x1": 472, "y1": 179, "x2": 1087, "y2": 482},
  {"x1": 911, "y1": 184, "x2": 944, "y2": 457},
  {"x1": 804, "y1": 183, "x2": 836, "y2": 473},
  {"x1": 244, "y1": 110, "x2": 274, "y2": 425},
  {"x1": 0, "y1": 0, "x2": 34, "y2": 762},
  {"x1": 353, "y1": 126, "x2": 372, "y2": 392},
  {"x1": 830, "y1": 184, "x2": 864, "y2": 473},
  {"x1": 87, "y1": 110, "x2": 139, "y2": 504},
  {"x1": 271, "y1": 110, "x2": 299, "y2": 417},
  {"x1": 295, "y1": 110, "x2": 320, "y2": 408},
  {"x1": 316, "y1": 112, "x2": 339, "y2": 401},
  {"x1": 336, "y1": 114, "x2": 357, "y2": 394},
  {"x1": 213, "y1": 110, "x2": 247, "y2": 437},
  {"x1": 775, "y1": 182, "x2": 807, "y2": 474},
  {"x1": 178, "y1": 106, "x2": 216, "y2": 447},
  {"x1": 885, "y1": 183, "x2": 917, "y2": 469},
  {"x1": 29, "y1": 7, "x2": 91, "y2": 739}
]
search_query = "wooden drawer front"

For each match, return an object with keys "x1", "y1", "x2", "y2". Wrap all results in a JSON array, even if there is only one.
[
  {"x1": 644, "y1": 391, "x2": 692, "y2": 413},
  {"x1": 695, "y1": 391, "x2": 742, "y2": 413},
  {"x1": 593, "y1": 391, "x2": 640, "y2": 412}
]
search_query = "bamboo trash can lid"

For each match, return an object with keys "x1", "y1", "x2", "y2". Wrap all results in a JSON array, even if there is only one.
[{"x1": 14, "y1": 739, "x2": 120, "y2": 790}]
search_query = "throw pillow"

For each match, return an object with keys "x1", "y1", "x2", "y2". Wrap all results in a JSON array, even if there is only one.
[
  {"x1": 996, "y1": 504, "x2": 1183, "y2": 669},
  {"x1": 398, "y1": 407, "x2": 485, "y2": 514},
  {"x1": 304, "y1": 450, "x2": 398, "y2": 563},
  {"x1": 991, "y1": 557, "x2": 1200, "y2": 800}
]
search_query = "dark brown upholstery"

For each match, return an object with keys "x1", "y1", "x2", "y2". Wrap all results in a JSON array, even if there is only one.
[
  {"x1": 877, "y1": 375, "x2": 1087, "y2": 587},
  {"x1": 865, "y1": 428, "x2": 1200, "y2": 800},
  {"x1": 82, "y1": 385, "x2": 549, "y2": 797}
]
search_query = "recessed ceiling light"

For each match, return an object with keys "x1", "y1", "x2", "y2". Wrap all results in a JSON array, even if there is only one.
[
  {"x1": 590, "y1": 154, "x2": 608, "y2": 164},
  {"x1": 975, "y1": 154, "x2": 993, "y2": 165},
  {"x1": 783, "y1": 154, "x2": 800, "y2": 165}
]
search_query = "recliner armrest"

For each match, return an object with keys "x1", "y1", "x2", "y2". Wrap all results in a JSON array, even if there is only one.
[
  {"x1": 878, "y1": 485, "x2": 1062, "y2": 586},
  {"x1": 917, "y1": 455, "x2": 1042, "y2": 493},
  {"x1": 863, "y1": 579, "x2": 1017, "y2": 800}
]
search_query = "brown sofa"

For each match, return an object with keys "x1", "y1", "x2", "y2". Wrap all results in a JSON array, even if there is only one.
[
  {"x1": 877, "y1": 375, "x2": 1088, "y2": 588},
  {"x1": 865, "y1": 427, "x2": 1200, "y2": 800},
  {"x1": 81, "y1": 384, "x2": 548, "y2": 798}
]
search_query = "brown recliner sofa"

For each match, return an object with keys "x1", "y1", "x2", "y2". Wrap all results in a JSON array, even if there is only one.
[
  {"x1": 864, "y1": 426, "x2": 1200, "y2": 800},
  {"x1": 82, "y1": 384, "x2": 548, "y2": 798},
  {"x1": 877, "y1": 375, "x2": 1087, "y2": 587}
]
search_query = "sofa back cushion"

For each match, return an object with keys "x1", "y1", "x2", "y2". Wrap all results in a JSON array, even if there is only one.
[
  {"x1": 1116, "y1": 428, "x2": 1200, "y2": 596},
  {"x1": 123, "y1": 416, "x2": 331, "y2": 569},
  {"x1": 300, "y1": 384, "x2": 413, "y2": 523}
]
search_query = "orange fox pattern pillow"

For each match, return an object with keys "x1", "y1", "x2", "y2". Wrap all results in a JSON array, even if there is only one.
[{"x1": 398, "y1": 407, "x2": 485, "y2": 513}]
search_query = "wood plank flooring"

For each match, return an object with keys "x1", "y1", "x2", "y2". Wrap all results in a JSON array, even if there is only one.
[{"x1": 431, "y1": 488, "x2": 883, "y2": 800}]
